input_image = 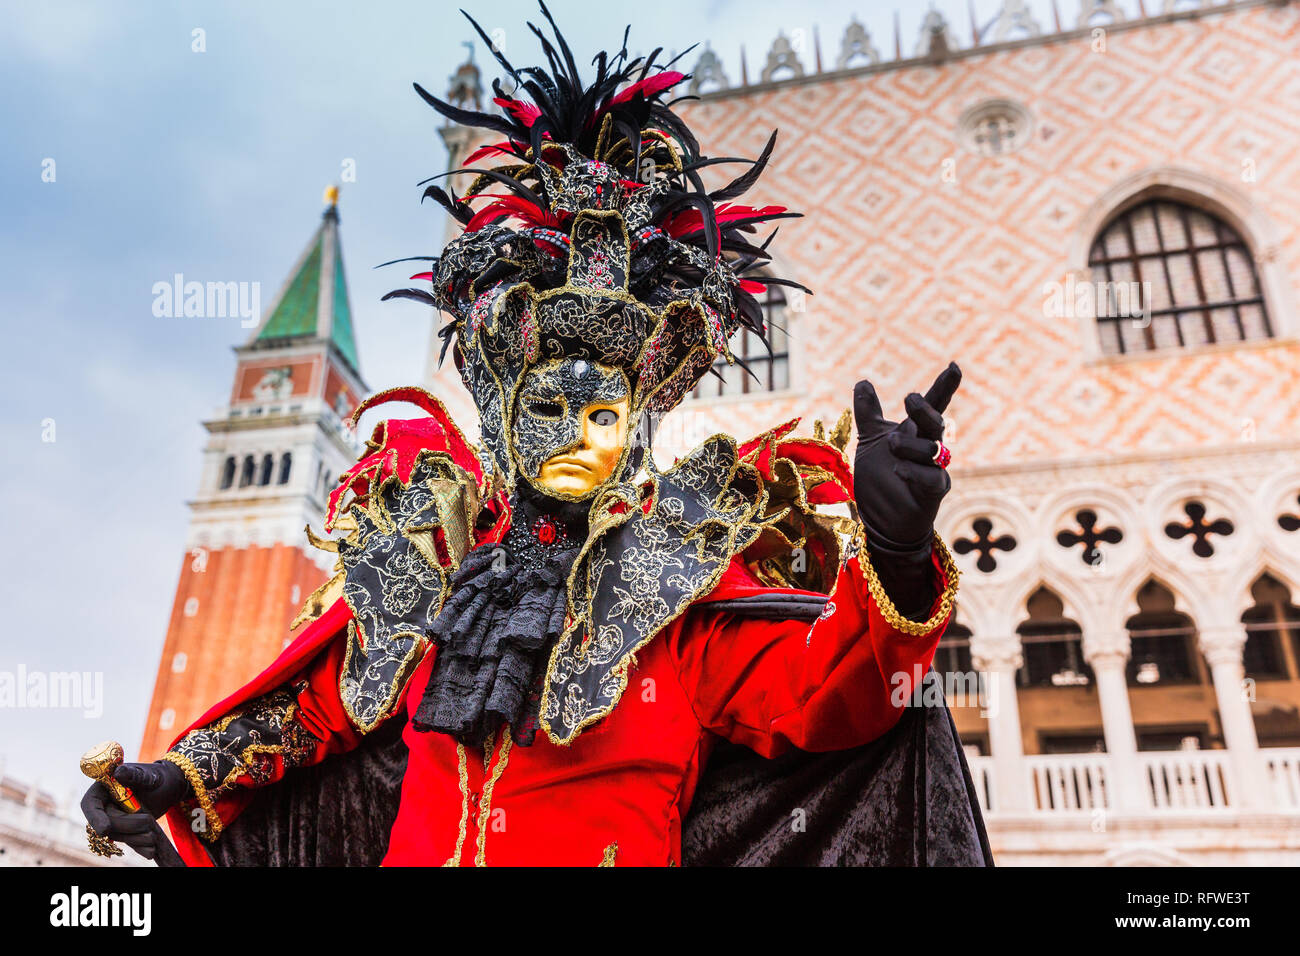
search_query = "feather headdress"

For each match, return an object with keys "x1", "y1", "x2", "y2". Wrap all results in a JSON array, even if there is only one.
[{"x1": 385, "y1": 3, "x2": 805, "y2": 489}]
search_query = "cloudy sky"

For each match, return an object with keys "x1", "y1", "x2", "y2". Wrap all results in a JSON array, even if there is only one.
[{"x1": 0, "y1": 0, "x2": 1061, "y2": 804}]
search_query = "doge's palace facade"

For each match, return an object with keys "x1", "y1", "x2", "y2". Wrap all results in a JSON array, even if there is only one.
[{"x1": 426, "y1": 0, "x2": 1300, "y2": 864}]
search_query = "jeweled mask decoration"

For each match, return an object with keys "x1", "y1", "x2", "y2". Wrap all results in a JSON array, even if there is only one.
[{"x1": 385, "y1": 4, "x2": 804, "y2": 495}]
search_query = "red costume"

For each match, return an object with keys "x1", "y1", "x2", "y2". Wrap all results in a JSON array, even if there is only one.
[
  {"x1": 161, "y1": 410, "x2": 954, "y2": 867},
  {"x1": 100, "y1": 7, "x2": 992, "y2": 869}
]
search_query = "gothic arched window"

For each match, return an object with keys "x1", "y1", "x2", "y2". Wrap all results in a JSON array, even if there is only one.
[
  {"x1": 1016, "y1": 587, "x2": 1091, "y2": 688},
  {"x1": 219, "y1": 456, "x2": 236, "y2": 490},
  {"x1": 935, "y1": 617, "x2": 973, "y2": 678},
  {"x1": 1241, "y1": 573, "x2": 1300, "y2": 681},
  {"x1": 277, "y1": 452, "x2": 293, "y2": 485},
  {"x1": 1125, "y1": 579, "x2": 1200, "y2": 686},
  {"x1": 239, "y1": 455, "x2": 256, "y2": 488},
  {"x1": 689, "y1": 282, "x2": 790, "y2": 399},
  {"x1": 1088, "y1": 199, "x2": 1271, "y2": 355},
  {"x1": 258, "y1": 453, "x2": 274, "y2": 486}
]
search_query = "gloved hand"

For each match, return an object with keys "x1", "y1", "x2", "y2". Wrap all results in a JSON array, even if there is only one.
[
  {"x1": 80, "y1": 760, "x2": 189, "y2": 862},
  {"x1": 852, "y1": 362, "x2": 961, "y2": 617}
]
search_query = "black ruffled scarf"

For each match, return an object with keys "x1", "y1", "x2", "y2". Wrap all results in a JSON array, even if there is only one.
[{"x1": 413, "y1": 487, "x2": 588, "y2": 747}]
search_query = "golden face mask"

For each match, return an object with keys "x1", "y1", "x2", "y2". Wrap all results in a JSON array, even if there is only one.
[{"x1": 512, "y1": 358, "x2": 632, "y2": 498}]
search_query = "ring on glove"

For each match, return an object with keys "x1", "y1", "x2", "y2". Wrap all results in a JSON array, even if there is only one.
[{"x1": 932, "y1": 441, "x2": 952, "y2": 469}]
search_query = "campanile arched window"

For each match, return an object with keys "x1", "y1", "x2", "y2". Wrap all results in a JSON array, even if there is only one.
[{"x1": 1088, "y1": 199, "x2": 1271, "y2": 355}]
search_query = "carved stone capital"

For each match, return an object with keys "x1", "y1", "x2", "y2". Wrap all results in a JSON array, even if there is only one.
[
  {"x1": 971, "y1": 633, "x2": 1023, "y2": 672},
  {"x1": 1198, "y1": 625, "x2": 1247, "y2": 669},
  {"x1": 1082, "y1": 631, "x2": 1131, "y2": 668}
]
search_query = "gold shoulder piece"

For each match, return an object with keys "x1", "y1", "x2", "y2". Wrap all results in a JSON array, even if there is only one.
[{"x1": 852, "y1": 528, "x2": 960, "y2": 637}]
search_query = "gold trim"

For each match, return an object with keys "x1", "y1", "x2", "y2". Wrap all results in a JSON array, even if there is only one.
[
  {"x1": 336, "y1": 447, "x2": 480, "y2": 733},
  {"x1": 442, "y1": 742, "x2": 470, "y2": 867},
  {"x1": 290, "y1": 568, "x2": 344, "y2": 631},
  {"x1": 852, "y1": 528, "x2": 960, "y2": 637},
  {"x1": 540, "y1": 432, "x2": 773, "y2": 746},
  {"x1": 599, "y1": 842, "x2": 618, "y2": 867},
  {"x1": 160, "y1": 751, "x2": 224, "y2": 843},
  {"x1": 474, "y1": 729, "x2": 513, "y2": 866}
]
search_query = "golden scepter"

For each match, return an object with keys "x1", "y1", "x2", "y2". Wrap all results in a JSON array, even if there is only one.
[{"x1": 80, "y1": 740, "x2": 185, "y2": 865}]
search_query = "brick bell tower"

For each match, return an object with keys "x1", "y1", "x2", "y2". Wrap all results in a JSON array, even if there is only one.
[{"x1": 139, "y1": 187, "x2": 366, "y2": 760}]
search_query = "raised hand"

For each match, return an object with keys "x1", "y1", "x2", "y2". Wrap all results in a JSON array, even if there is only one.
[
  {"x1": 853, "y1": 362, "x2": 961, "y2": 554},
  {"x1": 80, "y1": 760, "x2": 189, "y2": 862}
]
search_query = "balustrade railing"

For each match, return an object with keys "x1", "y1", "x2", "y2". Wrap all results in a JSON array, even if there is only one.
[
  {"x1": 967, "y1": 748, "x2": 1300, "y2": 816},
  {"x1": 1139, "y1": 751, "x2": 1231, "y2": 810}
]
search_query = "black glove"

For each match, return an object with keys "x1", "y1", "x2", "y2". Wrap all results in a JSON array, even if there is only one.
[
  {"x1": 80, "y1": 760, "x2": 189, "y2": 863},
  {"x1": 852, "y1": 362, "x2": 961, "y2": 618}
]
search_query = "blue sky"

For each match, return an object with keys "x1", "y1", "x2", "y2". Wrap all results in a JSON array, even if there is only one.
[{"x1": 0, "y1": 0, "x2": 1057, "y2": 803}]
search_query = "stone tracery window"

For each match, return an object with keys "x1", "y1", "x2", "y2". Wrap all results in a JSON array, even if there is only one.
[
  {"x1": 1241, "y1": 573, "x2": 1300, "y2": 682},
  {"x1": 956, "y1": 99, "x2": 1032, "y2": 157},
  {"x1": 1125, "y1": 579, "x2": 1200, "y2": 686},
  {"x1": 1088, "y1": 199, "x2": 1271, "y2": 355},
  {"x1": 1015, "y1": 587, "x2": 1092, "y2": 688}
]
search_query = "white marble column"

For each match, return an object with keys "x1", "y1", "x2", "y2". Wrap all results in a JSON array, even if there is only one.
[
  {"x1": 1200, "y1": 624, "x2": 1273, "y2": 809},
  {"x1": 971, "y1": 634, "x2": 1030, "y2": 812},
  {"x1": 1082, "y1": 632, "x2": 1146, "y2": 812}
]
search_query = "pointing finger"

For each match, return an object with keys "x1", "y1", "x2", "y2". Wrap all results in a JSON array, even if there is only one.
[
  {"x1": 853, "y1": 379, "x2": 888, "y2": 440},
  {"x1": 922, "y1": 362, "x2": 962, "y2": 415}
]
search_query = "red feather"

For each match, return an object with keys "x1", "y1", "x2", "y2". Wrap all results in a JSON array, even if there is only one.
[
  {"x1": 466, "y1": 195, "x2": 564, "y2": 232},
  {"x1": 662, "y1": 203, "x2": 788, "y2": 239},
  {"x1": 493, "y1": 96, "x2": 542, "y2": 128},
  {"x1": 609, "y1": 71, "x2": 686, "y2": 107},
  {"x1": 462, "y1": 141, "x2": 517, "y2": 166}
]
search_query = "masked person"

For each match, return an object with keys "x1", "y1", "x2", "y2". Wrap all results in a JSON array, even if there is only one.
[{"x1": 82, "y1": 5, "x2": 989, "y2": 867}]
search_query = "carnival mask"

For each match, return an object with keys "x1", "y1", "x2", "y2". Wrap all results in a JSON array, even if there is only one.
[{"x1": 513, "y1": 357, "x2": 631, "y2": 498}]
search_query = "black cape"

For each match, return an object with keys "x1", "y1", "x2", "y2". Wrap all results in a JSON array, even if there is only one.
[{"x1": 205, "y1": 595, "x2": 993, "y2": 867}]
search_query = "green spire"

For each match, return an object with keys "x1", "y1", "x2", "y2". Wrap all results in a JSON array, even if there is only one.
[
  {"x1": 258, "y1": 235, "x2": 323, "y2": 342},
  {"x1": 328, "y1": 228, "x2": 359, "y2": 372},
  {"x1": 252, "y1": 194, "x2": 361, "y2": 375}
]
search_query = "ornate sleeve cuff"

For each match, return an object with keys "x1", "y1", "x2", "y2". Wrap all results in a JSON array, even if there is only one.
[
  {"x1": 851, "y1": 527, "x2": 960, "y2": 637},
  {"x1": 159, "y1": 749, "x2": 224, "y2": 842},
  {"x1": 163, "y1": 687, "x2": 322, "y2": 843}
]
